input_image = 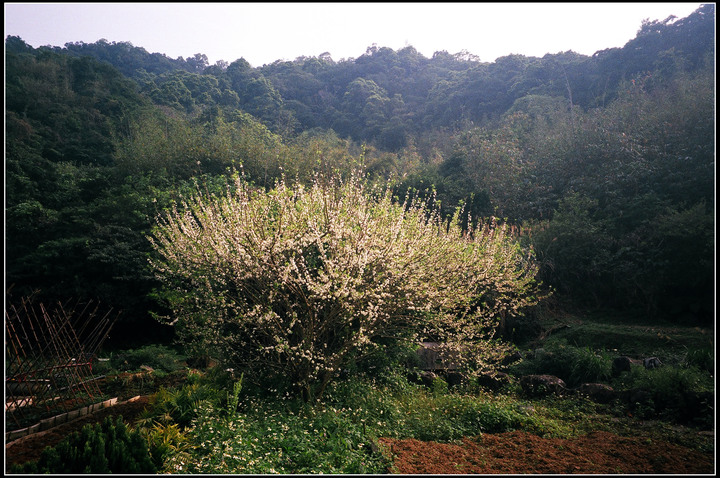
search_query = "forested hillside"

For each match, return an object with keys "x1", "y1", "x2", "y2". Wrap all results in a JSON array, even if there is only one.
[{"x1": 5, "y1": 4, "x2": 715, "y2": 345}]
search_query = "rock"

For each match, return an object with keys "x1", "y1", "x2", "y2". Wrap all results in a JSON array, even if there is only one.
[
  {"x1": 576, "y1": 383, "x2": 616, "y2": 403},
  {"x1": 612, "y1": 356, "x2": 633, "y2": 376},
  {"x1": 520, "y1": 374, "x2": 567, "y2": 397},
  {"x1": 445, "y1": 371, "x2": 464, "y2": 387},
  {"x1": 501, "y1": 350, "x2": 524, "y2": 365},
  {"x1": 476, "y1": 371, "x2": 510, "y2": 391},
  {"x1": 643, "y1": 357, "x2": 662, "y2": 369},
  {"x1": 418, "y1": 371, "x2": 438, "y2": 388},
  {"x1": 623, "y1": 388, "x2": 652, "y2": 405}
]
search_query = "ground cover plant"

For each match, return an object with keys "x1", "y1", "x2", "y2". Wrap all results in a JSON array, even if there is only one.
[{"x1": 113, "y1": 367, "x2": 574, "y2": 474}]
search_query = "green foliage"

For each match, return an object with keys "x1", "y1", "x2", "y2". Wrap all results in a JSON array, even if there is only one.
[
  {"x1": 146, "y1": 381, "x2": 225, "y2": 428},
  {"x1": 346, "y1": 339, "x2": 425, "y2": 383},
  {"x1": 528, "y1": 192, "x2": 615, "y2": 306},
  {"x1": 614, "y1": 365, "x2": 713, "y2": 425},
  {"x1": 143, "y1": 422, "x2": 191, "y2": 471},
  {"x1": 683, "y1": 346, "x2": 714, "y2": 373},
  {"x1": 151, "y1": 372, "x2": 564, "y2": 474},
  {"x1": 509, "y1": 342, "x2": 613, "y2": 388},
  {"x1": 322, "y1": 373, "x2": 559, "y2": 441},
  {"x1": 110, "y1": 344, "x2": 186, "y2": 373},
  {"x1": 4, "y1": 4, "x2": 714, "y2": 355},
  {"x1": 167, "y1": 399, "x2": 387, "y2": 474},
  {"x1": 9, "y1": 416, "x2": 156, "y2": 474},
  {"x1": 522, "y1": 64, "x2": 714, "y2": 319},
  {"x1": 529, "y1": 311, "x2": 713, "y2": 362}
]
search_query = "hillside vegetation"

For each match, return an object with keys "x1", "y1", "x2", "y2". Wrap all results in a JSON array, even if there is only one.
[
  {"x1": 6, "y1": 6, "x2": 714, "y2": 343},
  {"x1": 4, "y1": 6, "x2": 716, "y2": 474}
]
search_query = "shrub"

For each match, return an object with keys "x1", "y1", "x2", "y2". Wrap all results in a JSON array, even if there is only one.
[
  {"x1": 9, "y1": 416, "x2": 156, "y2": 474},
  {"x1": 323, "y1": 374, "x2": 555, "y2": 441},
  {"x1": 615, "y1": 365, "x2": 713, "y2": 425},
  {"x1": 110, "y1": 344, "x2": 185, "y2": 373},
  {"x1": 149, "y1": 173, "x2": 544, "y2": 400},
  {"x1": 510, "y1": 342, "x2": 612, "y2": 388},
  {"x1": 165, "y1": 397, "x2": 389, "y2": 474},
  {"x1": 683, "y1": 346, "x2": 714, "y2": 373},
  {"x1": 143, "y1": 422, "x2": 191, "y2": 471},
  {"x1": 146, "y1": 381, "x2": 226, "y2": 428}
]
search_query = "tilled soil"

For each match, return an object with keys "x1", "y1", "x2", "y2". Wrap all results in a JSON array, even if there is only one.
[{"x1": 379, "y1": 430, "x2": 714, "y2": 474}]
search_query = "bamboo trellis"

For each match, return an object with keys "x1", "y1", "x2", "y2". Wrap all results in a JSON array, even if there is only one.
[{"x1": 5, "y1": 295, "x2": 119, "y2": 430}]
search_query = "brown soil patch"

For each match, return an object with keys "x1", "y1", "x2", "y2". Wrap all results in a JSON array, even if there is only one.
[{"x1": 379, "y1": 430, "x2": 714, "y2": 474}]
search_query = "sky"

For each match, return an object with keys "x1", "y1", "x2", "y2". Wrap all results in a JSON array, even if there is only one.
[{"x1": 4, "y1": 3, "x2": 703, "y2": 68}]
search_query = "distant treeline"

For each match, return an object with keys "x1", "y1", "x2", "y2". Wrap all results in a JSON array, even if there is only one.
[{"x1": 4, "y1": 4, "x2": 714, "y2": 344}]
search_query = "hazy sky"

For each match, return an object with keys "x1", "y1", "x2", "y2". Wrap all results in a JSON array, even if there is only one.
[{"x1": 5, "y1": 3, "x2": 702, "y2": 67}]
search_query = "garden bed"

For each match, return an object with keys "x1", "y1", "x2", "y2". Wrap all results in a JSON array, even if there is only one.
[{"x1": 380, "y1": 429, "x2": 714, "y2": 474}]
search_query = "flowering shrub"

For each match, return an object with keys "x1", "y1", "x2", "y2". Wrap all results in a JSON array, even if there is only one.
[{"x1": 149, "y1": 173, "x2": 544, "y2": 400}]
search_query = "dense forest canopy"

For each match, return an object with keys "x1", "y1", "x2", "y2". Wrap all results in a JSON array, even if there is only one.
[{"x1": 4, "y1": 4, "x2": 715, "y2": 345}]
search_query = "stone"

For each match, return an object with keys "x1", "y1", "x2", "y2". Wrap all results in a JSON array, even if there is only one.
[
  {"x1": 476, "y1": 371, "x2": 510, "y2": 391},
  {"x1": 612, "y1": 356, "x2": 633, "y2": 376},
  {"x1": 445, "y1": 371, "x2": 464, "y2": 387},
  {"x1": 520, "y1": 374, "x2": 567, "y2": 397},
  {"x1": 643, "y1": 357, "x2": 662, "y2": 369},
  {"x1": 576, "y1": 383, "x2": 616, "y2": 403},
  {"x1": 418, "y1": 371, "x2": 438, "y2": 388}
]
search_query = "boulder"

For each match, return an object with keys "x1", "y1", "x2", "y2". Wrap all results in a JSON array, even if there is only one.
[
  {"x1": 418, "y1": 371, "x2": 438, "y2": 388},
  {"x1": 476, "y1": 371, "x2": 510, "y2": 391},
  {"x1": 520, "y1": 374, "x2": 567, "y2": 397},
  {"x1": 445, "y1": 371, "x2": 465, "y2": 387},
  {"x1": 612, "y1": 356, "x2": 633, "y2": 376},
  {"x1": 643, "y1": 357, "x2": 662, "y2": 369},
  {"x1": 576, "y1": 383, "x2": 616, "y2": 403},
  {"x1": 501, "y1": 350, "x2": 524, "y2": 365}
]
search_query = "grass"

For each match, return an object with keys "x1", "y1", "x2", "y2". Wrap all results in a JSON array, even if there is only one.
[{"x1": 530, "y1": 310, "x2": 713, "y2": 366}]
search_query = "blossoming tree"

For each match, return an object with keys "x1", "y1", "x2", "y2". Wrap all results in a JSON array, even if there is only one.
[{"x1": 149, "y1": 173, "x2": 544, "y2": 400}]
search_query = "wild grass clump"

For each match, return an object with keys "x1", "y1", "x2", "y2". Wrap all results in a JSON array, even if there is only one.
[
  {"x1": 322, "y1": 373, "x2": 562, "y2": 441},
  {"x1": 613, "y1": 365, "x2": 713, "y2": 425},
  {"x1": 683, "y1": 345, "x2": 714, "y2": 373},
  {"x1": 509, "y1": 341, "x2": 613, "y2": 388}
]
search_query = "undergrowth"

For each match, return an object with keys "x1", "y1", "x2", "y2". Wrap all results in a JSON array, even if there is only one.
[{"x1": 129, "y1": 369, "x2": 571, "y2": 473}]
